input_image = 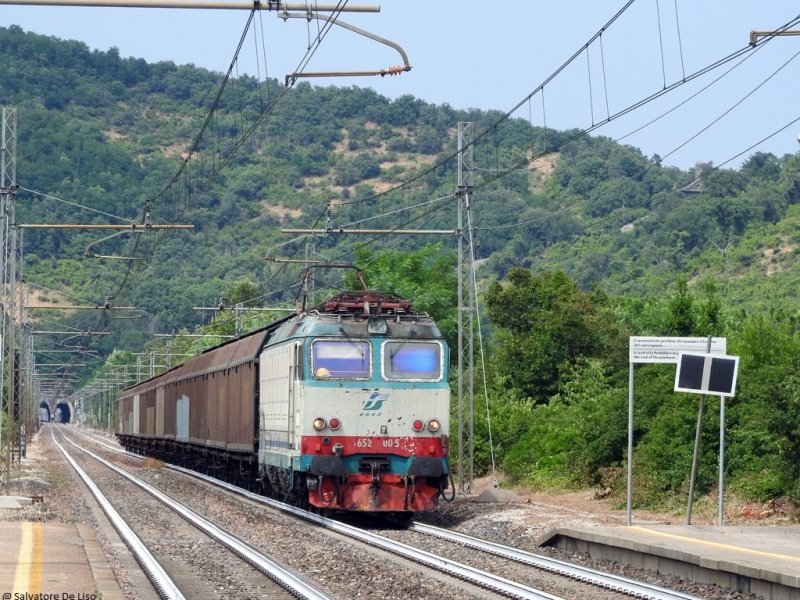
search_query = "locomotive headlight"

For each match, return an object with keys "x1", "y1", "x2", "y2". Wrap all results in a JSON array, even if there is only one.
[
  {"x1": 313, "y1": 417, "x2": 326, "y2": 431},
  {"x1": 329, "y1": 418, "x2": 341, "y2": 430},
  {"x1": 412, "y1": 419, "x2": 425, "y2": 432},
  {"x1": 427, "y1": 419, "x2": 441, "y2": 432}
]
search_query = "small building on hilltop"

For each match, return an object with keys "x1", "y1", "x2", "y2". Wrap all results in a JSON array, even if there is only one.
[{"x1": 680, "y1": 161, "x2": 713, "y2": 194}]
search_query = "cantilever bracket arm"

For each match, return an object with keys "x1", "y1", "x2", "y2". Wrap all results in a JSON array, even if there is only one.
[
  {"x1": 283, "y1": 12, "x2": 411, "y2": 87},
  {"x1": 84, "y1": 229, "x2": 144, "y2": 260},
  {"x1": 749, "y1": 29, "x2": 800, "y2": 46},
  {"x1": 0, "y1": 0, "x2": 379, "y2": 11}
]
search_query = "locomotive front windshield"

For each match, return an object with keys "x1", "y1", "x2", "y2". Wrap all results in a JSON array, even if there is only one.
[
  {"x1": 312, "y1": 340, "x2": 371, "y2": 379},
  {"x1": 383, "y1": 341, "x2": 442, "y2": 380}
]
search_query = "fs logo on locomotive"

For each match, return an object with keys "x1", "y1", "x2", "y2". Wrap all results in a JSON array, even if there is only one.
[{"x1": 362, "y1": 392, "x2": 389, "y2": 413}]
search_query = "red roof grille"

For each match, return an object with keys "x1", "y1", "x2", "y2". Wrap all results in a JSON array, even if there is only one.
[{"x1": 323, "y1": 291, "x2": 413, "y2": 315}]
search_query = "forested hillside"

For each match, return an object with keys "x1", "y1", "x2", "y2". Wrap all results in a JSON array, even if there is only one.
[{"x1": 3, "y1": 25, "x2": 800, "y2": 512}]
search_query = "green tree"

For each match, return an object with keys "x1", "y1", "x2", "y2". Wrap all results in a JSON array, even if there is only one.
[
  {"x1": 726, "y1": 314, "x2": 800, "y2": 500},
  {"x1": 502, "y1": 358, "x2": 628, "y2": 486},
  {"x1": 205, "y1": 278, "x2": 266, "y2": 337},
  {"x1": 351, "y1": 244, "x2": 458, "y2": 354},
  {"x1": 222, "y1": 278, "x2": 264, "y2": 308},
  {"x1": 662, "y1": 276, "x2": 723, "y2": 337},
  {"x1": 485, "y1": 268, "x2": 628, "y2": 404},
  {"x1": 664, "y1": 276, "x2": 694, "y2": 336},
  {"x1": 696, "y1": 278, "x2": 723, "y2": 336}
]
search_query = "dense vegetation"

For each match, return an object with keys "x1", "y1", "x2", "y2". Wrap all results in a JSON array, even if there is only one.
[
  {"x1": 3, "y1": 25, "x2": 800, "y2": 511},
  {"x1": 481, "y1": 270, "x2": 800, "y2": 509}
]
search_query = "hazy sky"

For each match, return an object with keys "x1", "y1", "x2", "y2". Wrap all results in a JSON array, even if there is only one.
[{"x1": 4, "y1": 1, "x2": 800, "y2": 170}]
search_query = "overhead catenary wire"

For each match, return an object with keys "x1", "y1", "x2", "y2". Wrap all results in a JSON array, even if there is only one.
[
  {"x1": 244, "y1": 20, "x2": 799, "y2": 335},
  {"x1": 284, "y1": 9, "x2": 800, "y2": 481},
  {"x1": 19, "y1": 187, "x2": 136, "y2": 223},
  {"x1": 233, "y1": 2, "x2": 797, "y2": 295},
  {"x1": 331, "y1": 200, "x2": 457, "y2": 265},
  {"x1": 214, "y1": 197, "x2": 461, "y2": 315},
  {"x1": 466, "y1": 16, "x2": 800, "y2": 200},
  {"x1": 54, "y1": 3, "x2": 800, "y2": 380},
  {"x1": 521, "y1": 113, "x2": 800, "y2": 247},
  {"x1": 478, "y1": 42, "x2": 800, "y2": 234},
  {"x1": 340, "y1": 193, "x2": 455, "y2": 228},
  {"x1": 334, "y1": 2, "x2": 639, "y2": 209},
  {"x1": 26, "y1": 282, "x2": 103, "y2": 307},
  {"x1": 480, "y1": 22, "x2": 776, "y2": 223},
  {"x1": 110, "y1": 0, "x2": 352, "y2": 305},
  {"x1": 335, "y1": 10, "x2": 800, "y2": 211}
]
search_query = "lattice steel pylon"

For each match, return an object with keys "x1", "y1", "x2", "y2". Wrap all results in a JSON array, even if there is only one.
[
  {"x1": 456, "y1": 122, "x2": 475, "y2": 494},
  {"x1": 1, "y1": 107, "x2": 17, "y2": 491},
  {"x1": 15, "y1": 227, "x2": 33, "y2": 460},
  {"x1": 305, "y1": 241, "x2": 316, "y2": 307}
]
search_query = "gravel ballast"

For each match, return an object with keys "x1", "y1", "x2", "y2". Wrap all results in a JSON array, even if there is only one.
[{"x1": 4, "y1": 427, "x2": 793, "y2": 600}]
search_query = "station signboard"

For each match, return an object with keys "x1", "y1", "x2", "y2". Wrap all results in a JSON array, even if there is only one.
[{"x1": 629, "y1": 336, "x2": 726, "y2": 364}]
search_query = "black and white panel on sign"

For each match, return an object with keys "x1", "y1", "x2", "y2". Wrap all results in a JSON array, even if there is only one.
[{"x1": 674, "y1": 352, "x2": 739, "y2": 397}]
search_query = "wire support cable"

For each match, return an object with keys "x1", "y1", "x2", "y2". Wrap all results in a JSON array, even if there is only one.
[
  {"x1": 673, "y1": 0, "x2": 687, "y2": 82},
  {"x1": 334, "y1": 9, "x2": 800, "y2": 212},
  {"x1": 479, "y1": 40, "x2": 800, "y2": 232},
  {"x1": 339, "y1": 193, "x2": 455, "y2": 229},
  {"x1": 465, "y1": 205, "x2": 497, "y2": 488},
  {"x1": 468, "y1": 16, "x2": 800, "y2": 199},
  {"x1": 112, "y1": 2, "x2": 351, "y2": 303},
  {"x1": 19, "y1": 187, "x2": 135, "y2": 223},
  {"x1": 656, "y1": 0, "x2": 667, "y2": 89},
  {"x1": 531, "y1": 113, "x2": 800, "y2": 245}
]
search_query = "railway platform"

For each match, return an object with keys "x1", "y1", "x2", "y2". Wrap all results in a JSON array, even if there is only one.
[
  {"x1": 539, "y1": 524, "x2": 800, "y2": 600},
  {"x1": 0, "y1": 517, "x2": 124, "y2": 600}
]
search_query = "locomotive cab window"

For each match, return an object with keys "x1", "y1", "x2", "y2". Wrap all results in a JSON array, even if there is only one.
[
  {"x1": 382, "y1": 341, "x2": 443, "y2": 381},
  {"x1": 312, "y1": 340, "x2": 371, "y2": 379}
]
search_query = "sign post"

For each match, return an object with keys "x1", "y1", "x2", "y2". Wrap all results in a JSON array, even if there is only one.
[
  {"x1": 674, "y1": 350, "x2": 739, "y2": 524},
  {"x1": 627, "y1": 337, "x2": 727, "y2": 525},
  {"x1": 685, "y1": 337, "x2": 714, "y2": 526},
  {"x1": 719, "y1": 396, "x2": 725, "y2": 526}
]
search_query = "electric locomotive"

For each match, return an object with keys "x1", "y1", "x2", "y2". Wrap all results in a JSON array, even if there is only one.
[
  {"x1": 116, "y1": 289, "x2": 452, "y2": 513},
  {"x1": 260, "y1": 290, "x2": 451, "y2": 512}
]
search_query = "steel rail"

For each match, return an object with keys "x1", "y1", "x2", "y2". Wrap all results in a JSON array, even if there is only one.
[
  {"x1": 60, "y1": 431, "x2": 334, "y2": 600},
  {"x1": 76, "y1": 430, "x2": 699, "y2": 600},
  {"x1": 165, "y1": 465, "x2": 563, "y2": 600},
  {"x1": 72, "y1": 432, "x2": 562, "y2": 599},
  {"x1": 49, "y1": 429, "x2": 187, "y2": 600},
  {"x1": 402, "y1": 521, "x2": 703, "y2": 600}
]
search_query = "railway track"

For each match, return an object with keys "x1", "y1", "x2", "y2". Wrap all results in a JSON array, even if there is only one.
[
  {"x1": 69, "y1": 427, "x2": 706, "y2": 600},
  {"x1": 54, "y1": 428, "x2": 331, "y2": 600},
  {"x1": 377, "y1": 519, "x2": 704, "y2": 600},
  {"x1": 51, "y1": 431, "x2": 186, "y2": 600}
]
